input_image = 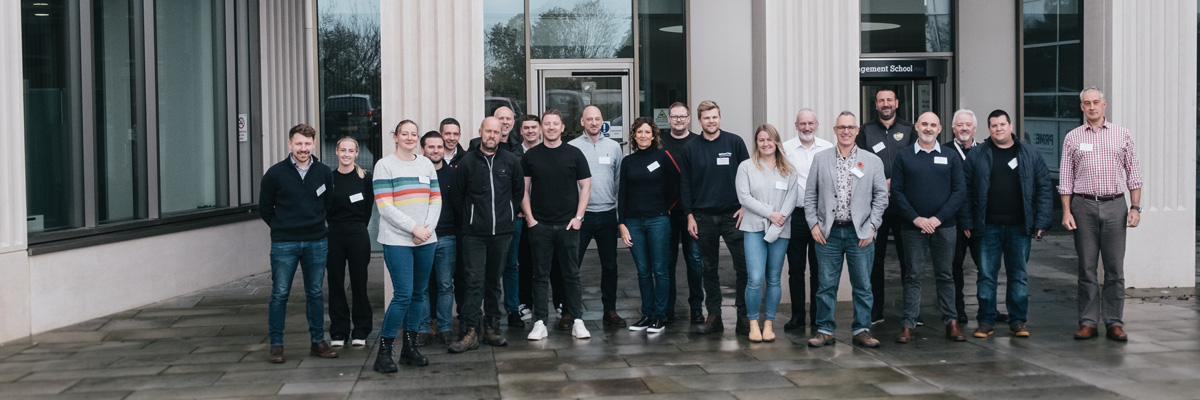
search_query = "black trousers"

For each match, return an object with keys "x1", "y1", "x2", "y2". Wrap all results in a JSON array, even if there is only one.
[
  {"x1": 695, "y1": 212, "x2": 747, "y2": 318},
  {"x1": 952, "y1": 228, "x2": 980, "y2": 321},
  {"x1": 871, "y1": 211, "x2": 910, "y2": 321},
  {"x1": 786, "y1": 207, "x2": 819, "y2": 326},
  {"x1": 529, "y1": 223, "x2": 583, "y2": 322},
  {"x1": 460, "y1": 234, "x2": 512, "y2": 330},
  {"x1": 325, "y1": 222, "x2": 373, "y2": 341},
  {"x1": 576, "y1": 210, "x2": 620, "y2": 312}
]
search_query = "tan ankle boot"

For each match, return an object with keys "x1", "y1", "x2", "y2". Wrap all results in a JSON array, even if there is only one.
[
  {"x1": 749, "y1": 320, "x2": 762, "y2": 342},
  {"x1": 762, "y1": 321, "x2": 775, "y2": 342}
]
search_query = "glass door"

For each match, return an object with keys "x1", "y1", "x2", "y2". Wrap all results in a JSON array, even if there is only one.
[{"x1": 530, "y1": 61, "x2": 633, "y2": 148}]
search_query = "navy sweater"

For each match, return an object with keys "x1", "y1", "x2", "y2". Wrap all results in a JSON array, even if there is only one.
[
  {"x1": 617, "y1": 148, "x2": 680, "y2": 224},
  {"x1": 889, "y1": 145, "x2": 966, "y2": 228},
  {"x1": 260, "y1": 155, "x2": 334, "y2": 242},
  {"x1": 680, "y1": 131, "x2": 750, "y2": 215}
]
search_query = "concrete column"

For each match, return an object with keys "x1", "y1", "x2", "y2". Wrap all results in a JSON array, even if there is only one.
[
  {"x1": 1106, "y1": 0, "x2": 1197, "y2": 289},
  {"x1": 259, "y1": 0, "x2": 317, "y2": 166},
  {"x1": 688, "y1": 0, "x2": 755, "y2": 139},
  {"x1": 956, "y1": 1, "x2": 1018, "y2": 137},
  {"x1": 0, "y1": 0, "x2": 31, "y2": 344}
]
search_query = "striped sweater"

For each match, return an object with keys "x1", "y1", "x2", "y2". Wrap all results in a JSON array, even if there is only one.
[{"x1": 372, "y1": 153, "x2": 442, "y2": 246}]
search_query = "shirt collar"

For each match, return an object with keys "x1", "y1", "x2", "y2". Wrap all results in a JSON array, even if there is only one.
[
  {"x1": 914, "y1": 141, "x2": 942, "y2": 154},
  {"x1": 290, "y1": 154, "x2": 313, "y2": 170}
]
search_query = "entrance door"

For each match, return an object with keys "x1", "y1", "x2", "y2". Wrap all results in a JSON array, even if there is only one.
[{"x1": 529, "y1": 61, "x2": 634, "y2": 147}]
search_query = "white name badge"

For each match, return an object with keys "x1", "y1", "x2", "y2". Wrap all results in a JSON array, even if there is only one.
[
  {"x1": 851, "y1": 167, "x2": 864, "y2": 178},
  {"x1": 872, "y1": 142, "x2": 886, "y2": 153},
  {"x1": 775, "y1": 181, "x2": 788, "y2": 190},
  {"x1": 349, "y1": 193, "x2": 364, "y2": 203},
  {"x1": 1008, "y1": 158, "x2": 1018, "y2": 169},
  {"x1": 418, "y1": 175, "x2": 430, "y2": 184},
  {"x1": 647, "y1": 161, "x2": 660, "y2": 172},
  {"x1": 934, "y1": 156, "x2": 948, "y2": 165},
  {"x1": 1080, "y1": 143, "x2": 1093, "y2": 152},
  {"x1": 717, "y1": 157, "x2": 730, "y2": 165},
  {"x1": 316, "y1": 184, "x2": 326, "y2": 196},
  {"x1": 599, "y1": 156, "x2": 612, "y2": 165}
]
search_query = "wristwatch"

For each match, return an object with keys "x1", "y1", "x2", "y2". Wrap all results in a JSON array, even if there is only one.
[
  {"x1": 574, "y1": 215, "x2": 585, "y2": 222},
  {"x1": 1130, "y1": 205, "x2": 1142, "y2": 212}
]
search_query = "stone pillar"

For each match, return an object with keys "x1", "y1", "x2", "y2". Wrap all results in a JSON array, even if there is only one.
[
  {"x1": 259, "y1": 0, "x2": 317, "y2": 165},
  {"x1": 0, "y1": 0, "x2": 31, "y2": 344}
]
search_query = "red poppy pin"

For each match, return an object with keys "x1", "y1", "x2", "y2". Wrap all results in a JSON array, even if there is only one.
[{"x1": 857, "y1": 162, "x2": 864, "y2": 169}]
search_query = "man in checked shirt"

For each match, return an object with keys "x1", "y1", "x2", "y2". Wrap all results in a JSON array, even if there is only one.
[{"x1": 1059, "y1": 86, "x2": 1143, "y2": 342}]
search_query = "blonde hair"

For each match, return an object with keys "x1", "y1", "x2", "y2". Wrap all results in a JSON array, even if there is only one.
[
  {"x1": 751, "y1": 124, "x2": 794, "y2": 177},
  {"x1": 335, "y1": 136, "x2": 366, "y2": 179}
]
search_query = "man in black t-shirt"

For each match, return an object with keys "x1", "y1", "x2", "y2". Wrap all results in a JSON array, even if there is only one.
[{"x1": 521, "y1": 109, "x2": 593, "y2": 341}]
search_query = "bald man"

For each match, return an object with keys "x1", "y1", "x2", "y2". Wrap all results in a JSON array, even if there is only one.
[{"x1": 471, "y1": 106, "x2": 517, "y2": 152}]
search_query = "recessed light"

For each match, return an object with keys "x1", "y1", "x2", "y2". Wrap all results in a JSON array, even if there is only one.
[
  {"x1": 33, "y1": 2, "x2": 49, "y2": 5},
  {"x1": 34, "y1": 13, "x2": 50, "y2": 17},
  {"x1": 861, "y1": 22, "x2": 900, "y2": 32},
  {"x1": 659, "y1": 25, "x2": 683, "y2": 34}
]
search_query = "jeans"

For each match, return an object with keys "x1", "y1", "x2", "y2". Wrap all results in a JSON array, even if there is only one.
[
  {"x1": 529, "y1": 223, "x2": 583, "y2": 322},
  {"x1": 871, "y1": 212, "x2": 910, "y2": 321},
  {"x1": 744, "y1": 232, "x2": 789, "y2": 321},
  {"x1": 952, "y1": 228, "x2": 980, "y2": 321},
  {"x1": 815, "y1": 226, "x2": 874, "y2": 335},
  {"x1": 695, "y1": 212, "x2": 748, "y2": 318},
  {"x1": 626, "y1": 216, "x2": 672, "y2": 319},
  {"x1": 326, "y1": 223, "x2": 373, "y2": 341},
  {"x1": 577, "y1": 209, "x2": 620, "y2": 312},
  {"x1": 428, "y1": 235, "x2": 457, "y2": 334},
  {"x1": 786, "y1": 207, "x2": 819, "y2": 325},
  {"x1": 669, "y1": 210, "x2": 704, "y2": 312},
  {"x1": 504, "y1": 220, "x2": 523, "y2": 313},
  {"x1": 976, "y1": 224, "x2": 1031, "y2": 327},
  {"x1": 269, "y1": 239, "x2": 329, "y2": 346},
  {"x1": 900, "y1": 226, "x2": 958, "y2": 328},
  {"x1": 380, "y1": 243, "x2": 436, "y2": 338},
  {"x1": 1071, "y1": 197, "x2": 1127, "y2": 328},
  {"x1": 461, "y1": 234, "x2": 513, "y2": 330}
]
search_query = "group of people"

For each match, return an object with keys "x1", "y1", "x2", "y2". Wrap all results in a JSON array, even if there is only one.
[{"x1": 256, "y1": 85, "x2": 1142, "y2": 370}]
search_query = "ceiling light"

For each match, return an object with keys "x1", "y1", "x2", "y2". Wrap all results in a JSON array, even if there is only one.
[
  {"x1": 861, "y1": 22, "x2": 900, "y2": 32},
  {"x1": 659, "y1": 25, "x2": 683, "y2": 34}
]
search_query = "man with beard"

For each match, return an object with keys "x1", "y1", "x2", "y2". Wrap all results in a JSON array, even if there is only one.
[
  {"x1": 421, "y1": 131, "x2": 459, "y2": 345},
  {"x1": 780, "y1": 108, "x2": 833, "y2": 330},
  {"x1": 660, "y1": 102, "x2": 704, "y2": 324},
  {"x1": 944, "y1": 109, "x2": 982, "y2": 325},
  {"x1": 471, "y1": 106, "x2": 516, "y2": 152}
]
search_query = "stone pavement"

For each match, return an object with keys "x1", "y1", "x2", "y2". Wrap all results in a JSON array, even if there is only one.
[{"x1": 1, "y1": 233, "x2": 1198, "y2": 400}]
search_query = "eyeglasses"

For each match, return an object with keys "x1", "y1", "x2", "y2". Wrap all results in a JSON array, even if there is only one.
[
  {"x1": 834, "y1": 126, "x2": 857, "y2": 131},
  {"x1": 669, "y1": 115, "x2": 689, "y2": 120}
]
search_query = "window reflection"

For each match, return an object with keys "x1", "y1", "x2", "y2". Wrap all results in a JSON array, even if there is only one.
[
  {"x1": 861, "y1": 0, "x2": 953, "y2": 53},
  {"x1": 530, "y1": 0, "x2": 633, "y2": 59},
  {"x1": 485, "y1": 0, "x2": 526, "y2": 125},
  {"x1": 1021, "y1": 0, "x2": 1082, "y2": 176},
  {"x1": 95, "y1": 0, "x2": 146, "y2": 223},
  {"x1": 318, "y1": 0, "x2": 381, "y2": 169}
]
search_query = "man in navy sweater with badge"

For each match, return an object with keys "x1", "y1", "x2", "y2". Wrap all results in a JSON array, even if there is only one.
[
  {"x1": 259, "y1": 124, "x2": 338, "y2": 363},
  {"x1": 889, "y1": 112, "x2": 966, "y2": 344}
]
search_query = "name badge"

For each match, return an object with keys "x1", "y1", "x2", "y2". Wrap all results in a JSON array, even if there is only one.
[
  {"x1": 599, "y1": 156, "x2": 612, "y2": 165},
  {"x1": 717, "y1": 157, "x2": 730, "y2": 165},
  {"x1": 933, "y1": 156, "x2": 948, "y2": 165},
  {"x1": 851, "y1": 167, "x2": 864, "y2": 178},
  {"x1": 647, "y1": 161, "x2": 660, "y2": 172},
  {"x1": 349, "y1": 193, "x2": 364, "y2": 203},
  {"x1": 1080, "y1": 143, "x2": 1093, "y2": 152},
  {"x1": 418, "y1": 175, "x2": 430, "y2": 184},
  {"x1": 775, "y1": 181, "x2": 788, "y2": 190},
  {"x1": 316, "y1": 184, "x2": 326, "y2": 196},
  {"x1": 1008, "y1": 158, "x2": 1018, "y2": 169},
  {"x1": 872, "y1": 142, "x2": 886, "y2": 153}
]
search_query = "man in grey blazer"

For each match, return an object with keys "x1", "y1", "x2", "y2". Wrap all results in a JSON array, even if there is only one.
[{"x1": 804, "y1": 111, "x2": 890, "y2": 349}]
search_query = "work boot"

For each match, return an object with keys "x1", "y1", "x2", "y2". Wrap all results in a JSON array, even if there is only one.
[
  {"x1": 448, "y1": 327, "x2": 479, "y2": 353},
  {"x1": 373, "y1": 337, "x2": 398, "y2": 373},
  {"x1": 310, "y1": 341, "x2": 338, "y2": 358},
  {"x1": 399, "y1": 331, "x2": 428, "y2": 366},
  {"x1": 695, "y1": 315, "x2": 724, "y2": 334},
  {"x1": 482, "y1": 321, "x2": 508, "y2": 347}
]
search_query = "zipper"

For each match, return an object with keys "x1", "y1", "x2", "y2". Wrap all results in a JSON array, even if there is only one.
[
  {"x1": 485, "y1": 155, "x2": 497, "y2": 235},
  {"x1": 470, "y1": 204, "x2": 474, "y2": 225}
]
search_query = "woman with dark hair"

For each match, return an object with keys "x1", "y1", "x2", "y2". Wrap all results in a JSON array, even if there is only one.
[
  {"x1": 617, "y1": 117, "x2": 680, "y2": 333},
  {"x1": 325, "y1": 137, "x2": 374, "y2": 349}
]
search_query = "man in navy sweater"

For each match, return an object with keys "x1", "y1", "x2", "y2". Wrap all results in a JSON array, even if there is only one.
[
  {"x1": 889, "y1": 112, "x2": 966, "y2": 344},
  {"x1": 259, "y1": 124, "x2": 338, "y2": 363}
]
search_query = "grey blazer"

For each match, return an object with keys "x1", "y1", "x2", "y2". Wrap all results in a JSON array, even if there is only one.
[{"x1": 803, "y1": 147, "x2": 889, "y2": 239}]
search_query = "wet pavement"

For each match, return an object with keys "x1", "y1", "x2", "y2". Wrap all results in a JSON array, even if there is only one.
[{"x1": 1, "y1": 233, "x2": 1198, "y2": 399}]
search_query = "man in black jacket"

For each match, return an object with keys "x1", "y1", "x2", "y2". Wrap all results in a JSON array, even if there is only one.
[
  {"x1": 961, "y1": 109, "x2": 1053, "y2": 339},
  {"x1": 449, "y1": 117, "x2": 525, "y2": 353},
  {"x1": 944, "y1": 109, "x2": 982, "y2": 325},
  {"x1": 258, "y1": 124, "x2": 338, "y2": 363}
]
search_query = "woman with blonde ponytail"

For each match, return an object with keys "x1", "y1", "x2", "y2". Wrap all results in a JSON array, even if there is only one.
[{"x1": 325, "y1": 137, "x2": 375, "y2": 349}]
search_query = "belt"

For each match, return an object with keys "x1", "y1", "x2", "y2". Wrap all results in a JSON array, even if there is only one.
[
  {"x1": 1074, "y1": 193, "x2": 1124, "y2": 201},
  {"x1": 832, "y1": 220, "x2": 854, "y2": 228}
]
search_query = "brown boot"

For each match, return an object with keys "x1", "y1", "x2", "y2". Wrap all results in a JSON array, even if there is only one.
[
  {"x1": 267, "y1": 345, "x2": 285, "y2": 363},
  {"x1": 603, "y1": 311, "x2": 627, "y2": 327},
  {"x1": 946, "y1": 320, "x2": 966, "y2": 341},
  {"x1": 557, "y1": 313, "x2": 574, "y2": 331},
  {"x1": 896, "y1": 327, "x2": 915, "y2": 343},
  {"x1": 1074, "y1": 325, "x2": 1098, "y2": 340},
  {"x1": 695, "y1": 315, "x2": 724, "y2": 334},
  {"x1": 448, "y1": 327, "x2": 479, "y2": 353},
  {"x1": 482, "y1": 322, "x2": 508, "y2": 347},
  {"x1": 1106, "y1": 325, "x2": 1128, "y2": 341}
]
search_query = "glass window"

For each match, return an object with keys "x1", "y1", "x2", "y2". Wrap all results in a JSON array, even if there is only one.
[
  {"x1": 155, "y1": 0, "x2": 227, "y2": 215},
  {"x1": 485, "y1": 0, "x2": 527, "y2": 124},
  {"x1": 317, "y1": 0, "x2": 381, "y2": 170},
  {"x1": 95, "y1": 0, "x2": 146, "y2": 223},
  {"x1": 861, "y1": 0, "x2": 953, "y2": 53},
  {"x1": 1021, "y1": 0, "x2": 1083, "y2": 176},
  {"x1": 637, "y1": 0, "x2": 686, "y2": 120},
  {"x1": 529, "y1": 0, "x2": 633, "y2": 59}
]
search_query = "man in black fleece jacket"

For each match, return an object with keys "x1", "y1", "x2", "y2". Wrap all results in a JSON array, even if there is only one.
[{"x1": 258, "y1": 124, "x2": 337, "y2": 363}]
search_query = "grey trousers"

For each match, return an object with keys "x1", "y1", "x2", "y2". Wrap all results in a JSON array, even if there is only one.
[
  {"x1": 901, "y1": 226, "x2": 958, "y2": 328},
  {"x1": 1071, "y1": 197, "x2": 1127, "y2": 328}
]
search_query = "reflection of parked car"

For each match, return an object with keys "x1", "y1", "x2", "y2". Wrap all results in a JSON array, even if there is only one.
[
  {"x1": 323, "y1": 94, "x2": 378, "y2": 142},
  {"x1": 485, "y1": 96, "x2": 524, "y2": 118}
]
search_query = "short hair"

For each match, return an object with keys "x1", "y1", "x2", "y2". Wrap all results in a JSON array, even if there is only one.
[
  {"x1": 875, "y1": 89, "x2": 897, "y2": 100},
  {"x1": 420, "y1": 131, "x2": 443, "y2": 148},
  {"x1": 439, "y1": 118, "x2": 460, "y2": 132},
  {"x1": 987, "y1": 109, "x2": 1011, "y2": 124},
  {"x1": 796, "y1": 107, "x2": 816, "y2": 119},
  {"x1": 837, "y1": 110, "x2": 857, "y2": 123},
  {"x1": 521, "y1": 114, "x2": 540, "y2": 124},
  {"x1": 668, "y1": 101, "x2": 689, "y2": 114},
  {"x1": 288, "y1": 124, "x2": 316, "y2": 140},
  {"x1": 696, "y1": 100, "x2": 720, "y2": 116},
  {"x1": 952, "y1": 109, "x2": 977, "y2": 127},
  {"x1": 630, "y1": 117, "x2": 662, "y2": 150},
  {"x1": 394, "y1": 119, "x2": 417, "y2": 135},
  {"x1": 1080, "y1": 86, "x2": 1105, "y2": 101},
  {"x1": 541, "y1": 109, "x2": 563, "y2": 121}
]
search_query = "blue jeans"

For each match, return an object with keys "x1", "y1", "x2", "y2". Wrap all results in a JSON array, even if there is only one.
[
  {"x1": 268, "y1": 239, "x2": 329, "y2": 346},
  {"x1": 380, "y1": 243, "x2": 436, "y2": 338},
  {"x1": 669, "y1": 210, "x2": 704, "y2": 312},
  {"x1": 814, "y1": 226, "x2": 874, "y2": 335},
  {"x1": 976, "y1": 224, "x2": 1031, "y2": 327},
  {"x1": 626, "y1": 216, "x2": 672, "y2": 319},
  {"x1": 425, "y1": 235, "x2": 456, "y2": 334},
  {"x1": 744, "y1": 232, "x2": 789, "y2": 321},
  {"x1": 504, "y1": 220, "x2": 523, "y2": 313}
]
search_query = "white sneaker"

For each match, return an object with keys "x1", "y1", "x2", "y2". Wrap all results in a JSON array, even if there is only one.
[
  {"x1": 572, "y1": 319, "x2": 591, "y2": 339},
  {"x1": 350, "y1": 339, "x2": 366, "y2": 347},
  {"x1": 527, "y1": 320, "x2": 548, "y2": 340},
  {"x1": 330, "y1": 340, "x2": 345, "y2": 348}
]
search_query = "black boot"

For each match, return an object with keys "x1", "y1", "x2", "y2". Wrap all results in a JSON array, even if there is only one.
[
  {"x1": 399, "y1": 331, "x2": 429, "y2": 366},
  {"x1": 482, "y1": 320, "x2": 508, "y2": 347},
  {"x1": 373, "y1": 337, "x2": 398, "y2": 373}
]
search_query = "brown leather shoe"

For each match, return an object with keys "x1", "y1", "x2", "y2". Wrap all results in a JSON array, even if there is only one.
[
  {"x1": 853, "y1": 330, "x2": 881, "y2": 348},
  {"x1": 695, "y1": 315, "x2": 724, "y2": 334},
  {"x1": 603, "y1": 311, "x2": 627, "y2": 327},
  {"x1": 807, "y1": 332, "x2": 835, "y2": 347},
  {"x1": 309, "y1": 341, "x2": 338, "y2": 358},
  {"x1": 268, "y1": 345, "x2": 285, "y2": 363},
  {"x1": 946, "y1": 320, "x2": 966, "y2": 342},
  {"x1": 1010, "y1": 323, "x2": 1030, "y2": 338},
  {"x1": 1074, "y1": 325, "x2": 1098, "y2": 340},
  {"x1": 557, "y1": 313, "x2": 574, "y2": 331},
  {"x1": 896, "y1": 327, "x2": 915, "y2": 343},
  {"x1": 736, "y1": 316, "x2": 751, "y2": 335},
  {"x1": 974, "y1": 325, "x2": 995, "y2": 338},
  {"x1": 1106, "y1": 325, "x2": 1128, "y2": 341}
]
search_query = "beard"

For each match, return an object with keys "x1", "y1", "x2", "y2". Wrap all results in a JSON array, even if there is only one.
[
  {"x1": 798, "y1": 131, "x2": 815, "y2": 142},
  {"x1": 918, "y1": 134, "x2": 938, "y2": 145}
]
